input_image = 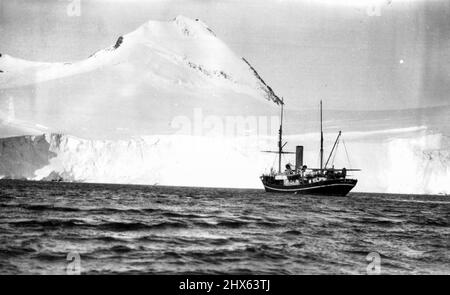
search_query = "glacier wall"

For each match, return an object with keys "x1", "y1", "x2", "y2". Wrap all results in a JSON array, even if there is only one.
[
  {"x1": 0, "y1": 129, "x2": 449, "y2": 194},
  {"x1": 0, "y1": 134, "x2": 55, "y2": 179}
]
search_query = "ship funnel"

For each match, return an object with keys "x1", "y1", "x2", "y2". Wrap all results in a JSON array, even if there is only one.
[{"x1": 295, "y1": 146, "x2": 303, "y2": 170}]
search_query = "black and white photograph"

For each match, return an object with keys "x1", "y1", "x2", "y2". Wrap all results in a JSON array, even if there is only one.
[{"x1": 0, "y1": 0, "x2": 449, "y2": 278}]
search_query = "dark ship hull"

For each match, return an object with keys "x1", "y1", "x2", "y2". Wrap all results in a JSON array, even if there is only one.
[
  {"x1": 261, "y1": 177, "x2": 357, "y2": 196},
  {"x1": 260, "y1": 100, "x2": 359, "y2": 196}
]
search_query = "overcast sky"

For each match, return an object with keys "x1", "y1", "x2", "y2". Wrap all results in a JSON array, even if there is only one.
[{"x1": 0, "y1": 0, "x2": 449, "y2": 111}]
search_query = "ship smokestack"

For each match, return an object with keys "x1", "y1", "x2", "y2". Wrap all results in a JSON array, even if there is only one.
[{"x1": 295, "y1": 146, "x2": 303, "y2": 170}]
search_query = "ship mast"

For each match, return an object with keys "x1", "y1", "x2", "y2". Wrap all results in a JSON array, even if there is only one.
[
  {"x1": 320, "y1": 100, "x2": 324, "y2": 172},
  {"x1": 278, "y1": 98, "x2": 284, "y2": 173},
  {"x1": 260, "y1": 97, "x2": 294, "y2": 172}
]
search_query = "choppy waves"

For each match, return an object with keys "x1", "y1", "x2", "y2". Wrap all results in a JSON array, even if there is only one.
[{"x1": 0, "y1": 180, "x2": 449, "y2": 274}]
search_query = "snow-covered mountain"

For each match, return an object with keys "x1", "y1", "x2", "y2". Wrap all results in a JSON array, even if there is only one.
[{"x1": 0, "y1": 16, "x2": 280, "y2": 138}]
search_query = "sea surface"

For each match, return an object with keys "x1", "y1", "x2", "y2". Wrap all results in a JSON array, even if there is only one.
[{"x1": 0, "y1": 180, "x2": 448, "y2": 275}]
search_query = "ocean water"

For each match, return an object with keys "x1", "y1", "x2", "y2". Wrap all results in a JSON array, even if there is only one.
[{"x1": 0, "y1": 180, "x2": 448, "y2": 275}]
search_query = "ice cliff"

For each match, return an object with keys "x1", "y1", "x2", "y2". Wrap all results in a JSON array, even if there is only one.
[{"x1": 0, "y1": 129, "x2": 448, "y2": 194}]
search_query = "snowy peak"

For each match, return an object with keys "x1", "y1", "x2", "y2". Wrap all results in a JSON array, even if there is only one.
[
  {"x1": 123, "y1": 16, "x2": 281, "y2": 104},
  {"x1": 172, "y1": 15, "x2": 216, "y2": 37},
  {"x1": 0, "y1": 16, "x2": 283, "y2": 138},
  {"x1": 0, "y1": 16, "x2": 280, "y2": 105}
]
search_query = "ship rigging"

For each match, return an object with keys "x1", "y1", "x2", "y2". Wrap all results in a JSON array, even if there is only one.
[{"x1": 260, "y1": 100, "x2": 360, "y2": 196}]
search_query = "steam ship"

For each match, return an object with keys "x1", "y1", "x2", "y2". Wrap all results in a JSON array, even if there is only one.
[{"x1": 260, "y1": 100, "x2": 360, "y2": 196}]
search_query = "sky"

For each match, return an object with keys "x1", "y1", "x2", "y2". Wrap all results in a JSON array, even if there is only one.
[{"x1": 0, "y1": 0, "x2": 449, "y2": 111}]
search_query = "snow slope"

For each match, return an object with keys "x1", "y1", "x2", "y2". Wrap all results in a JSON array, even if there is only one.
[{"x1": 0, "y1": 16, "x2": 281, "y2": 138}]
